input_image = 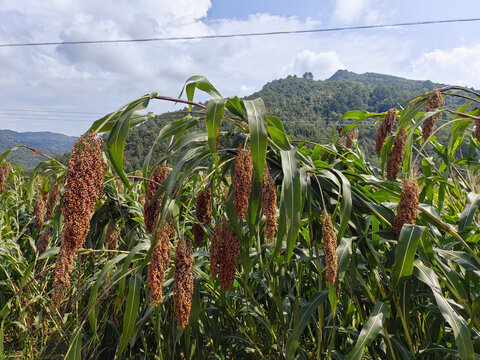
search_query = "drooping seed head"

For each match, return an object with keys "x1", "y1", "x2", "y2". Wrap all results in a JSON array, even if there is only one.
[
  {"x1": 393, "y1": 179, "x2": 419, "y2": 237},
  {"x1": 148, "y1": 224, "x2": 171, "y2": 306},
  {"x1": 346, "y1": 128, "x2": 359, "y2": 149},
  {"x1": 51, "y1": 133, "x2": 105, "y2": 308},
  {"x1": 376, "y1": 108, "x2": 396, "y2": 153},
  {"x1": 105, "y1": 221, "x2": 120, "y2": 260},
  {"x1": 51, "y1": 245, "x2": 75, "y2": 309},
  {"x1": 115, "y1": 178, "x2": 124, "y2": 194},
  {"x1": 386, "y1": 127, "x2": 407, "y2": 180},
  {"x1": 219, "y1": 219, "x2": 240, "y2": 292},
  {"x1": 144, "y1": 164, "x2": 169, "y2": 234},
  {"x1": 60, "y1": 133, "x2": 106, "y2": 253},
  {"x1": 0, "y1": 162, "x2": 11, "y2": 194},
  {"x1": 174, "y1": 241, "x2": 194, "y2": 329},
  {"x1": 261, "y1": 170, "x2": 277, "y2": 242},
  {"x1": 475, "y1": 118, "x2": 480, "y2": 142},
  {"x1": 196, "y1": 188, "x2": 212, "y2": 224},
  {"x1": 37, "y1": 228, "x2": 51, "y2": 255},
  {"x1": 422, "y1": 89, "x2": 444, "y2": 141},
  {"x1": 210, "y1": 221, "x2": 222, "y2": 282},
  {"x1": 234, "y1": 145, "x2": 253, "y2": 219},
  {"x1": 321, "y1": 213, "x2": 337, "y2": 286},
  {"x1": 35, "y1": 193, "x2": 47, "y2": 230},
  {"x1": 46, "y1": 183, "x2": 61, "y2": 220},
  {"x1": 192, "y1": 223, "x2": 205, "y2": 247}
]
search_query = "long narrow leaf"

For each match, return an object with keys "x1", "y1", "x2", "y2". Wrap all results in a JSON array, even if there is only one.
[
  {"x1": 345, "y1": 302, "x2": 388, "y2": 360},
  {"x1": 414, "y1": 261, "x2": 474, "y2": 360}
]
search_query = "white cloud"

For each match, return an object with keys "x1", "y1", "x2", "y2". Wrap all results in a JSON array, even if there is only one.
[
  {"x1": 0, "y1": 0, "x2": 477, "y2": 136},
  {"x1": 332, "y1": 0, "x2": 383, "y2": 24},
  {"x1": 289, "y1": 50, "x2": 345, "y2": 79},
  {"x1": 411, "y1": 43, "x2": 480, "y2": 87}
]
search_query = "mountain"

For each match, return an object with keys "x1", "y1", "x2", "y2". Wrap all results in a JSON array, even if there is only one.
[
  {"x1": 0, "y1": 129, "x2": 77, "y2": 169},
  {"x1": 119, "y1": 70, "x2": 454, "y2": 171},
  {"x1": 2, "y1": 70, "x2": 465, "y2": 171}
]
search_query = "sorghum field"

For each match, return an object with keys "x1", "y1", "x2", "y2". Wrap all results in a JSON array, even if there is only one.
[{"x1": 1, "y1": 76, "x2": 480, "y2": 359}]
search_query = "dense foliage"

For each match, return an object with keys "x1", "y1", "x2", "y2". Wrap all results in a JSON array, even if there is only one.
[
  {"x1": 120, "y1": 71, "x2": 465, "y2": 172},
  {"x1": 1, "y1": 76, "x2": 480, "y2": 360}
]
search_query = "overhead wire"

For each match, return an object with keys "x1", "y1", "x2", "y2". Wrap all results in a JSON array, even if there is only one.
[{"x1": 0, "y1": 18, "x2": 478, "y2": 48}]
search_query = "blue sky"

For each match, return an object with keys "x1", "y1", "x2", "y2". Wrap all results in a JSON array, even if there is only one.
[{"x1": 0, "y1": 0, "x2": 479, "y2": 135}]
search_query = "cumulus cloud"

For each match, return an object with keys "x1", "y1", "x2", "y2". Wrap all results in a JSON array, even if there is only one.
[
  {"x1": 331, "y1": 0, "x2": 389, "y2": 25},
  {"x1": 411, "y1": 43, "x2": 480, "y2": 88},
  {"x1": 289, "y1": 50, "x2": 345, "y2": 79},
  {"x1": 0, "y1": 0, "x2": 476, "y2": 135}
]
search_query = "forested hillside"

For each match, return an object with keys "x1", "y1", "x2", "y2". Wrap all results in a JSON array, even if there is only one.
[
  {"x1": 0, "y1": 129, "x2": 77, "y2": 169},
  {"x1": 120, "y1": 70, "x2": 455, "y2": 171}
]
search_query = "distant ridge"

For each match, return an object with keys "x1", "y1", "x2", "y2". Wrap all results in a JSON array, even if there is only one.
[{"x1": 0, "y1": 129, "x2": 77, "y2": 168}]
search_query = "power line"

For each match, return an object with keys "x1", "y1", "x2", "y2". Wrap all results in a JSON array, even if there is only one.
[
  {"x1": 0, "y1": 112, "x2": 99, "y2": 119},
  {"x1": 0, "y1": 108, "x2": 104, "y2": 115},
  {"x1": 0, "y1": 18, "x2": 478, "y2": 48}
]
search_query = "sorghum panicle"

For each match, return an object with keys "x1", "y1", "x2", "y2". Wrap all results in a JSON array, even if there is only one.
[
  {"x1": 37, "y1": 228, "x2": 51, "y2": 255},
  {"x1": 51, "y1": 133, "x2": 105, "y2": 308},
  {"x1": 233, "y1": 145, "x2": 253, "y2": 219},
  {"x1": 422, "y1": 89, "x2": 444, "y2": 141},
  {"x1": 321, "y1": 213, "x2": 338, "y2": 286},
  {"x1": 192, "y1": 223, "x2": 204, "y2": 247},
  {"x1": 261, "y1": 170, "x2": 277, "y2": 242},
  {"x1": 393, "y1": 179, "x2": 419, "y2": 237},
  {"x1": 174, "y1": 241, "x2": 194, "y2": 329},
  {"x1": 115, "y1": 178, "x2": 124, "y2": 194},
  {"x1": 376, "y1": 108, "x2": 396, "y2": 153},
  {"x1": 105, "y1": 221, "x2": 119, "y2": 260},
  {"x1": 386, "y1": 127, "x2": 407, "y2": 180},
  {"x1": 476, "y1": 119, "x2": 480, "y2": 142},
  {"x1": 346, "y1": 128, "x2": 359, "y2": 149},
  {"x1": 148, "y1": 224, "x2": 171, "y2": 306},
  {"x1": 46, "y1": 183, "x2": 61, "y2": 220},
  {"x1": 196, "y1": 188, "x2": 212, "y2": 224},
  {"x1": 35, "y1": 193, "x2": 47, "y2": 230},
  {"x1": 219, "y1": 219, "x2": 240, "y2": 292},
  {"x1": 210, "y1": 221, "x2": 222, "y2": 282},
  {"x1": 60, "y1": 133, "x2": 105, "y2": 253},
  {"x1": 144, "y1": 164, "x2": 169, "y2": 234},
  {"x1": 51, "y1": 245, "x2": 75, "y2": 309},
  {"x1": 0, "y1": 162, "x2": 11, "y2": 194}
]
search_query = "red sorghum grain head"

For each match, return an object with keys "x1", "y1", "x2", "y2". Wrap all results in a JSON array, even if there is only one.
[
  {"x1": 210, "y1": 221, "x2": 222, "y2": 282},
  {"x1": 51, "y1": 245, "x2": 75, "y2": 309},
  {"x1": 393, "y1": 179, "x2": 419, "y2": 237},
  {"x1": 346, "y1": 128, "x2": 359, "y2": 149},
  {"x1": 115, "y1": 178, "x2": 124, "y2": 194},
  {"x1": 51, "y1": 133, "x2": 105, "y2": 308},
  {"x1": 35, "y1": 193, "x2": 47, "y2": 230},
  {"x1": 321, "y1": 213, "x2": 337, "y2": 286},
  {"x1": 144, "y1": 164, "x2": 169, "y2": 234},
  {"x1": 192, "y1": 223, "x2": 205, "y2": 247},
  {"x1": 174, "y1": 240, "x2": 194, "y2": 329},
  {"x1": 219, "y1": 218, "x2": 240, "y2": 292},
  {"x1": 148, "y1": 224, "x2": 171, "y2": 306},
  {"x1": 234, "y1": 145, "x2": 253, "y2": 219},
  {"x1": 422, "y1": 89, "x2": 444, "y2": 141},
  {"x1": 386, "y1": 127, "x2": 407, "y2": 180},
  {"x1": 105, "y1": 220, "x2": 119, "y2": 260},
  {"x1": 261, "y1": 170, "x2": 277, "y2": 242},
  {"x1": 60, "y1": 133, "x2": 105, "y2": 253},
  {"x1": 196, "y1": 188, "x2": 212, "y2": 224},
  {"x1": 376, "y1": 108, "x2": 396, "y2": 153},
  {"x1": 0, "y1": 162, "x2": 11, "y2": 194},
  {"x1": 476, "y1": 119, "x2": 480, "y2": 142},
  {"x1": 37, "y1": 228, "x2": 51, "y2": 255},
  {"x1": 46, "y1": 183, "x2": 61, "y2": 220}
]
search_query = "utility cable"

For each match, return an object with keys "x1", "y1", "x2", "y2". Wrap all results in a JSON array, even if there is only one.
[{"x1": 0, "y1": 18, "x2": 478, "y2": 48}]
